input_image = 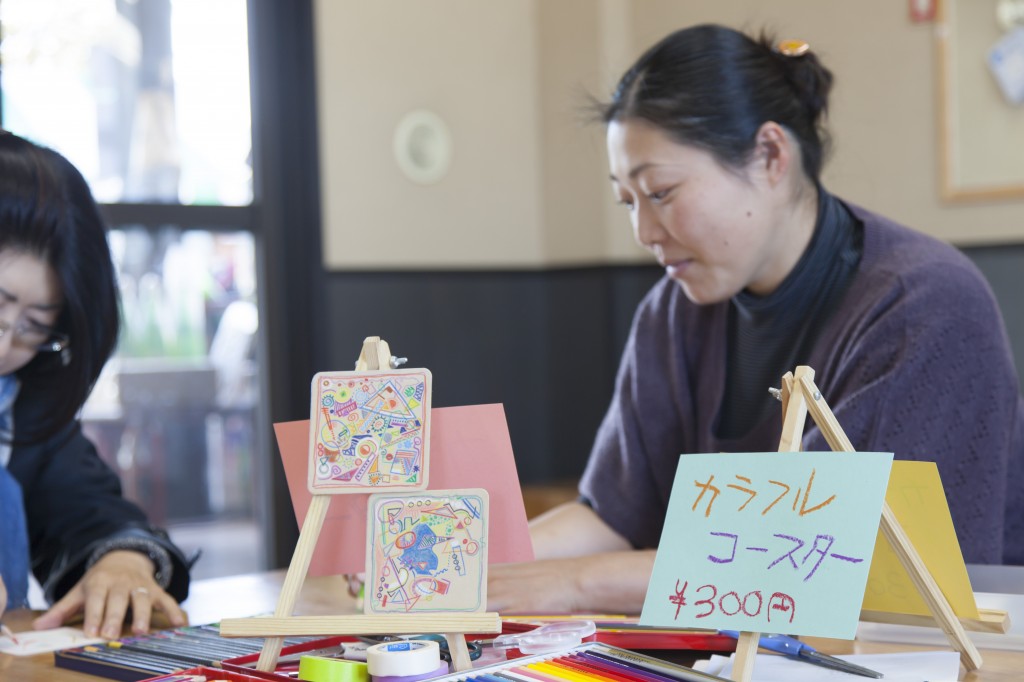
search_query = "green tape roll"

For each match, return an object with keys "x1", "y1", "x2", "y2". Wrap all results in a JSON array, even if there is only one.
[{"x1": 298, "y1": 655, "x2": 370, "y2": 682}]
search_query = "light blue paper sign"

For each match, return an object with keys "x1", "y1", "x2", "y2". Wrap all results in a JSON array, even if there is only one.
[{"x1": 640, "y1": 451, "x2": 893, "y2": 639}]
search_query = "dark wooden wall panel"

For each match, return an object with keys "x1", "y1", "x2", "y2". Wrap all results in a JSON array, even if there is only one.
[
  {"x1": 311, "y1": 252, "x2": 1024, "y2": 487},
  {"x1": 314, "y1": 267, "x2": 663, "y2": 484},
  {"x1": 964, "y1": 245, "x2": 1024, "y2": 391}
]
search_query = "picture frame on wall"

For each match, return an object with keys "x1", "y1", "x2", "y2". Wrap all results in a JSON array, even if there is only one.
[{"x1": 937, "y1": 0, "x2": 1024, "y2": 201}]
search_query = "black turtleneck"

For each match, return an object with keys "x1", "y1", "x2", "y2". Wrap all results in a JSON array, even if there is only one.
[{"x1": 716, "y1": 188, "x2": 863, "y2": 440}]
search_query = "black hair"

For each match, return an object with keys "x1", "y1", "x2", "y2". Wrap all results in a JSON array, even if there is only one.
[
  {"x1": 601, "y1": 24, "x2": 834, "y2": 183},
  {"x1": 0, "y1": 130, "x2": 120, "y2": 442}
]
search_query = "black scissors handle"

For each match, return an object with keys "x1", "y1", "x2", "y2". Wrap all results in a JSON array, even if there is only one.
[{"x1": 414, "y1": 633, "x2": 483, "y2": 662}]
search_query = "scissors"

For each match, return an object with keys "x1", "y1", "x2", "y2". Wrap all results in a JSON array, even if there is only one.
[{"x1": 720, "y1": 631, "x2": 883, "y2": 678}]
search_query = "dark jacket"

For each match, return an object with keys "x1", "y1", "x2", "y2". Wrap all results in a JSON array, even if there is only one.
[{"x1": 7, "y1": 384, "x2": 192, "y2": 603}]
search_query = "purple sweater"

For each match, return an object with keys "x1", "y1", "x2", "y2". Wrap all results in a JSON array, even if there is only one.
[{"x1": 580, "y1": 204, "x2": 1024, "y2": 564}]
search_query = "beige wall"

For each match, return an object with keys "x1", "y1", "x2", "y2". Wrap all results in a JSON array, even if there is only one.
[
  {"x1": 314, "y1": 0, "x2": 1024, "y2": 270},
  {"x1": 628, "y1": 0, "x2": 1024, "y2": 246},
  {"x1": 313, "y1": 0, "x2": 545, "y2": 268}
]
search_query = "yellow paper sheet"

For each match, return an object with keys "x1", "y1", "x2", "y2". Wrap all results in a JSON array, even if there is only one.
[{"x1": 861, "y1": 460, "x2": 979, "y2": 618}]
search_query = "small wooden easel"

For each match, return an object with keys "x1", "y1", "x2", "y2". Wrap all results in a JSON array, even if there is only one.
[
  {"x1": 728, "y1": 366, "x2": 985, "y2": 682},
  {"x1": 219, "y1": 337, "x2": 500, "y2": 673}
]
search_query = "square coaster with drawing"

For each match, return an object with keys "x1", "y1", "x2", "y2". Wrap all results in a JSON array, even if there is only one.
[
  {"x1": 308, "y1": 368, "x2": 431, "y2": 493},
  {"x1": 366, "y1": 488, "x2": 489, "y2": 614}
]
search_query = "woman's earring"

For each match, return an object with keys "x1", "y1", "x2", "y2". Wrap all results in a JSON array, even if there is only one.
[{"x1": 61, "y1": 347, "x2": 72, "y2": 367}]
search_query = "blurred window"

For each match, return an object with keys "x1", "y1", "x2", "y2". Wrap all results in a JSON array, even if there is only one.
[
  {"x1": 1, "y1": 0, "x2": 264, "y2": 579},
  {"x1": 1, "y1": 0, "x2": 252, "y2": 205}
]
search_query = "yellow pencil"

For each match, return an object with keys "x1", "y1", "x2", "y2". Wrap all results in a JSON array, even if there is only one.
[{"x1": 529, "y1": 660, "x2": 599, "y2": 682}]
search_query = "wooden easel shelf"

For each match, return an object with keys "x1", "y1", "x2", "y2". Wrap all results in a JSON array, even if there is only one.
[
  {"x1": 219, "y1": 613, "x2": 501, "y2": 638},
  {"x1": 860, "y1": 608, "x2": 1011, "y2": 634}
]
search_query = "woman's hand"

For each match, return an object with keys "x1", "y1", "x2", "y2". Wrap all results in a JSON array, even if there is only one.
[
  {"x1": 486, "y1": 501, "x2": 655, "y2": 615},
  {"x1": 488, "y1": 557, "x2": 587, "y2": 614},
  {"x1": 488, "y1": 550, "x2": 656, "y2": 615},
  {"x1": 0, "y1": 575, "x2": 7, "y2": 621},
  {"x1": 32, "y1": 550, "x2": 186, "y2": 638}
]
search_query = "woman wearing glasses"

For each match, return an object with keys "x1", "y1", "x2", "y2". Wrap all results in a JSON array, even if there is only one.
[{"x1": 0, "y1": 131, "x2": 191, "y2": 637}]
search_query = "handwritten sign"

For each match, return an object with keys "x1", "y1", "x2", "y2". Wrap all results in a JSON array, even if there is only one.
[
  {"x1": 640, "y1": 452, "x2": 893, "y2": 639},
  {"x1": 307, "y1": 369, "x2": 431, "y2": 494}
]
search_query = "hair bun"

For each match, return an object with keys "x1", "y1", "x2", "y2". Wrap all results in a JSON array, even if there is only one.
[
  {"x1": 768, "y1": 36, "x2": 833, "y2": 124},
  {"x1": 600, "y1": 24, "x2": 835, "y2": 182},
  {"x1": 776, "y1": 39, "x2": 810, "y2": 57}
]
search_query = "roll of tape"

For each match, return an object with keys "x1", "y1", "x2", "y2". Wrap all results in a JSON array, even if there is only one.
[
  {"x1": 298, "y1": 655, "x2": 369, "y2": 682},
  {"x1": 366, "y1": 640, "x2": 441, "y2": 677},
  {"x1": 372, "y1": 660, "x2": 450, "y2": 682}
]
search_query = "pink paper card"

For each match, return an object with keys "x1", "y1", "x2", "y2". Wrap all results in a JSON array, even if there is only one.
[
  {"x1": 365, "y1": 488, "x2": 489, "y2": 613},
  {"x1": 276, "y1": 403, "x2": 535, "y2": 576},
  {"x1": 308, "y1": 369, "x2": 431, "y2": 493}
]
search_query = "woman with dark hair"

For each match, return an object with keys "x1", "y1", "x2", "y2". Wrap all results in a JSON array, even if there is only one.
[
  {"x1": 0, "y1": 130, "x2": 191, "y2": 637},
  {"x1": 488, "y1": 24, "x2": 1023, "y2": 614}
]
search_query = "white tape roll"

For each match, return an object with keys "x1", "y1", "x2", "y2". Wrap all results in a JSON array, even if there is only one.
[{"x1": 366, "y1": 640, "x2": 441, "y2": 677}]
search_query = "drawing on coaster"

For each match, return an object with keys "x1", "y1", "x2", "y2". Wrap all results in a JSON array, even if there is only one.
[
  {"x1": 365, "y1": 488, "x2": 489, "y2": 613},
  {"x1": 308, "y1": 369, "x2": 431, "y2": 493}
]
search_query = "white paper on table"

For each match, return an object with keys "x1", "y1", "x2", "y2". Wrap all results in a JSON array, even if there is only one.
[
  {"x1": 858, "y1": 592, "x2": 1024, "y2": 652},
  {"x1": 694, "y1": 650, "x2": 960, "y2": 681},
  {"x1": 0, "y1": 627, "x2": 104, "y2": 656}
]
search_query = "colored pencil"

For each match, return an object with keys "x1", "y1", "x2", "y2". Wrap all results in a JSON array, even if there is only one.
[
  {"x1": 564, "y1": 654, "x2": 649, "y2": 682},
  {"x1": 75, "y1": 645, "x2": 185, "y2": 673},
  {"x1": 507, "y1": 664, "x2": 563, "y2": 682},
  {"x1": 492, "y1": 672, "x2": 536, "y2": 682},
  {"x1": 0, "y1": 624, "x2": 19, "y2": 645},
  {"x1": 108, "y1": 639, "x2": 213, "y2": 667},
  {"x1": 583, "y1": 648, "x2": 724, "y2": 682},
  {"x1": 536, "y1": 660, "x2": 598, "y2": 681},
  {"x1": 430, "y1": 643, "x2": 730, "y2": 682},
  {"x1": 579, "y1": 652, "x2": 679, "y2": 682}
]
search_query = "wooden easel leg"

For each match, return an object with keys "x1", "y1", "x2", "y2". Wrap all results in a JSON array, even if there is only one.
[
  {"x1": 731, "y1": 370, "x2": 815, "y2": 681},
  {"x1": 444, "y1": 633, "x2": 472, "y2": 672},
  {"x1": 877, "y1": 504, "x2": 983, "y2": 670},
  {"x1": 777, "y1": 368, "x2": 810, "y2": 452},
  {"x1": 730, "y1": 631, "x2": 760, "y2": 682},
  {"x1": 794, "y1": 370, "x2": 983, "y2": 671},
  {"x1": 256, "y1": 494, "x2": 333, "y2": 672}
]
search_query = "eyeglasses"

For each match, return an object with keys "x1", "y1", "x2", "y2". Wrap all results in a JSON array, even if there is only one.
[{"x1": 0, "y1": 317, "x2": 70, "y2": 353}]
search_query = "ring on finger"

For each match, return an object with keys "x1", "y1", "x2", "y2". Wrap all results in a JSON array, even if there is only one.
[{"x1": 132, "y1": 587, "x2": 150, "y2": 597}]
